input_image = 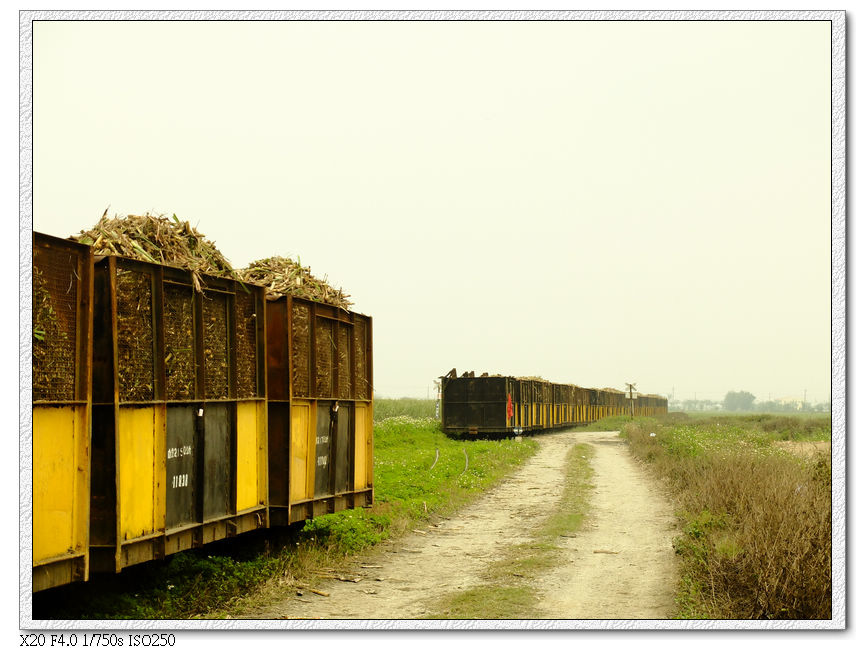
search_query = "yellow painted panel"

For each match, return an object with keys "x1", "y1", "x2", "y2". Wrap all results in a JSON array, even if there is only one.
[
  {"x1": 33, "y1": 407, "x2": 77, "y2": 562},
  {"x1": 236, "y1": 401, "x2": 265, "y2": 511},
  {"x1": 290, "y1": 403, "x2": 311, "y2": 502},
  {"x1": 118, "y1": 408, "x2": 157, "y2": 541},
  {"x1": 257, "y1": 402, "x2": 268, "y2": 505},
  {"x1": 354, "y1": 403, "x2": 371, "y2": 490},
  {"x1": 153, "y1": 406, "x2": 165, "y2": 533}
]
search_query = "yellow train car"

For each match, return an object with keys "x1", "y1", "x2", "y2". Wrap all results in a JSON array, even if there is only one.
[
  {"x1": 265, "y1": 295, "x2": 373, "y2": 526},
  {"x1": 32, "y1": 231, "x2": 376, "y2": 592},
  {"x1": 32, "y1": 234, "x2": 93, "y2": 592},
  {"x1": 89, "y1": 256, "x2": 268, "y2": 575}
]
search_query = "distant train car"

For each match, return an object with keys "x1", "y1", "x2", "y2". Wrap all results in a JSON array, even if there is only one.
[
  {"x1": 439, "y1": 373, "x2": 520, "y2": 436},
  {"x1": 440, "y1": 369, "x2": 668, "y2": 436}
]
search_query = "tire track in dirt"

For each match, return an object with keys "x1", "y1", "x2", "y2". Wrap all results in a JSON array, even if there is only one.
[
  {"x1": 237, "y1": 430, "x2": 677, "y2": 620},
  {"x1": 537, "y1": 430, "x2": 678, "y2": 619}
]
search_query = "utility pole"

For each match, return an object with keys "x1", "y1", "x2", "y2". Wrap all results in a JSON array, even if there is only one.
[{"x1": 625, "y1": 382, "x2": 637, "y2": 419}]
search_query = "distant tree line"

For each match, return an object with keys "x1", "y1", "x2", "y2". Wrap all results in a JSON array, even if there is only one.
[
  {"x1": 669, "y1": 391, "x2": 829, "y2": 413},
  {"x1": 723, "y1": 391, "x2": 756, "y2": 411}
]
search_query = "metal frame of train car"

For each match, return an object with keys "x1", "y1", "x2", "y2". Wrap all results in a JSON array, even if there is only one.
[
  {"x1": 440, "y1": 373, "x2": 591, "y2": 436},
  {"x1": 265, "y1": 295, "x2": 374, "y2": 527},
  {"x1": 31, "y1": 232, "x2": 376, "y2": 592},
  {"x1": 32, "y1": 234, "x2": 94, "y2": 592},
  {"x1": 439, "y1": 374, "x2": 516, "y2": 436},
  {"x1": 440, "y1": 370, "x2": 668, "y2": 436},
  {"x1": 88, "y1": 255, "x2": 269, "y2": 576}
]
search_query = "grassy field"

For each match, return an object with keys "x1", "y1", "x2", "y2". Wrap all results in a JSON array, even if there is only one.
[
  {"x1": 616, "y1": 412, "x2": 831, "y2": 619},
  {"x1": 33, "y1": 410, "x2": 536, "y2": 620},
  {"x1": 373, "y1": 397, "x2": 437, "y2": 421}
]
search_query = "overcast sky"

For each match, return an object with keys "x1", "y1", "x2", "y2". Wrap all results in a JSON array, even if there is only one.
[{"x1": 31, "y1": 18, "x2": 833, "y2": 403}]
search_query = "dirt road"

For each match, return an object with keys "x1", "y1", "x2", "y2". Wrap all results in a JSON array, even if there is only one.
[{"x1": 239, "y1": 429, "x2": 678, "y2": 621}]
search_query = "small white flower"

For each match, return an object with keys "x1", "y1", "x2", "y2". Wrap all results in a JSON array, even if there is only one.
[{"x1": 650, "y1": 433, "x2": 656, "y2": 438}]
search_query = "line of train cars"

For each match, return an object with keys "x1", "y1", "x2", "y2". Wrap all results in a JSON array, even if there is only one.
[
  {"x1": 31, "y1": 232, "x2": 374, "y2": 592},
  {"x1": 440, "y1": 369, "x2": 668, "y2": 436}
]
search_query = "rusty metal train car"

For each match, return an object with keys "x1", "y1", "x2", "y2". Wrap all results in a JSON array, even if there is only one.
[
  {"x1": 32, "y1": 234, "x2": 94, "y2": 591},
  {"x1": 87, "y1": 255, "x2": 270, "y2": 576},
  {"x1": 265, "y1": 294, "x2": 374, "y2": 527},
  {"x1": 440, "y1": 370, "x2": 667, "y2": 436},
  {"x1": 30, "y1": 232, "x2": 374, "y2": 591}
]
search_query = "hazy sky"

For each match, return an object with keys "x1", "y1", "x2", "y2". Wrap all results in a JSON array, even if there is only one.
[{"x1": 31, "y1": 18, "x2": 833, "y2": 402}]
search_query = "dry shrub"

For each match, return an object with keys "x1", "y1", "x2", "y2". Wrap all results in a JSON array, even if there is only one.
[{"x1": 623, "y1": 420, "x2": 831, "y2": 619}]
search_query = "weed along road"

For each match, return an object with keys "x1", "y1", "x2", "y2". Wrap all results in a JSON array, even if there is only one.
[{"x1": 241, "y1": 429, "x2": 678, "y2": 620}]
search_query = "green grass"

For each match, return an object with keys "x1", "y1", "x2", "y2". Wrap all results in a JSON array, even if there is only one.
[
  {"x1": 311, "y1": 416, "x2": 539, "y2": 542},
  {"x1": 33, "y1": 533, "x2": 289, "y2": 620},
  {"x1": 374, "y1": 397, "x2": 437, "y2": 421},
  {"x1": 34, "y1": 414, "x2": 537, "y2": 620},
  {"x1": 576, "y1": 415, "x2": 634, "y2": 432},
  {"x1": 619, "y1": 413, "x2": 831, "y2": 619},
  {"x1": 427, "y1": 443, "x2": 595, "y2": 619}
]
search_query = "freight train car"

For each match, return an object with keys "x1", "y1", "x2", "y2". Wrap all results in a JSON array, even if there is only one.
[
  {"x1": 88, "y1": 255, "x2": 269, "y2": 576},
  {"x1": 30, "y1": 232, "x2": 374, "y2": 591},
  {"x1": 32, "y1": 234, "x2": 93, "y2": 591},
  {"x1": 265, "y1": 295, "x2": 374, "y2": 526},
  {"x1": 440, "y1": 370, "x2": 667, "y2": 437}
]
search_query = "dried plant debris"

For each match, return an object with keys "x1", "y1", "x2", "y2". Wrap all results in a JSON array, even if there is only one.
[
  {"x1": 73, "y1": 213, "x2": 238, "y2": 292},
  {"x1": 314, "y1": 317, "x2": 334, "y2": 396},
  {"x1": 163, "y1": 284, "x2": 196, "y2": 400},
  {"x1": 234, "y1": 290, "x2": 258, "y2": 398},
  {"x1": 291, "y1": 302, "x2": 311, "y2": 397},
  {"x1": 203, "y1": 292, "x2": 230, "y2": 399},
  {"x1": 338, "y1": 324, "x2": 351, "y2": 399},
  {"x1": 32, "y1": 265, "x2": 76, "y2": 401},
  {"x1": 239, "y1": 256, "x2": 352, "y2": 309},
  {"x1": 354, "y1": 319, "x2": 370, "y2": 400},
  {"x1": 116, "y1": 268, "x2": 156, "y2": 402}
]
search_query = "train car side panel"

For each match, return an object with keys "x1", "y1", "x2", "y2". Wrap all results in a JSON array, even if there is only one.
[
  {"x1": 236, "y1": 400, "x2": 267, "y2": 512},
  {"x1": 289, "y1": 401, "x2": 314, "y2": 502},
  {"x1": 117, "y1": 407, "x2": 159, "y2": 541},
  {"x1": 33, "y1": 406, "x2": 81, "y2": 562},
  {"x1": 354, "y1": 402, "x2": 372, "y2": 491}
]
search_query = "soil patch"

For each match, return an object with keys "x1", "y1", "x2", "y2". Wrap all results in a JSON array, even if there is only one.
[
  {"x1": 235, "y1": 430, "x2": 678, "y2": 621},
  {"x1": 774, "y1": 440, "x2": 831, "y2": 458}
]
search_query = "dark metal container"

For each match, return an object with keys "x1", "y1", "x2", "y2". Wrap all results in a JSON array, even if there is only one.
[
  {"x1": 265, "y1": 295, "x2": 373, "y2": 526},
  {"x1": 441, "y1": 375, "x2": 520, "y2": 435}
]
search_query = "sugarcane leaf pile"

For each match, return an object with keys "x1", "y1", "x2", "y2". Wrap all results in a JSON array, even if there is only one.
[
  {"x1": 32, "y1": 265, "x2": 74, "y2": 401},
  {"x1": 239, "y1": 256, "x2": 352, "y2": 309},
  {"x1": 115, "y1": 268, "x2": 156, "y2": 401},
  {"x1": 73, "y1": 213, "x2": 238, "y2": 292}
]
